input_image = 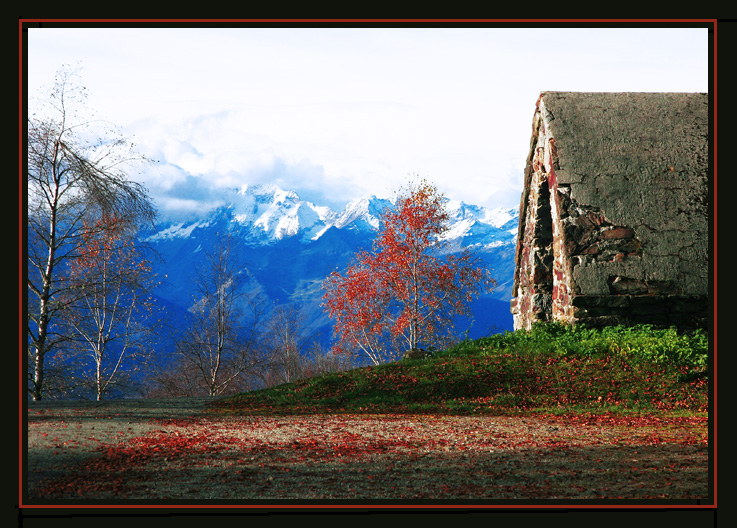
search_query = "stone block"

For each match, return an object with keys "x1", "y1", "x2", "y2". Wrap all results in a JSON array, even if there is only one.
[
  {"x1": 600, "y1": 226, "x2": 636, "y2": 239},
  {"x1": 608, "y1": 276, "x2": 647, "y2": 295}
]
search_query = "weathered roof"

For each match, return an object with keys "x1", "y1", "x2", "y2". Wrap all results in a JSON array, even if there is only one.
[
  {"x1": 538, "y1": 91, "x2": 708, "y2": 185},
  {"x1": 532, "y1": 91, "x2": 709, "y2": 233}
]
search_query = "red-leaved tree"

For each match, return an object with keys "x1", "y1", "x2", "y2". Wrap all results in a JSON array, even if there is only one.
[
  {"x1": 322, "y1": 179, "x2": 496, "y2": 365},
  {"x1": 61, "y1": 215, "x2": 159, "y2": 400}
]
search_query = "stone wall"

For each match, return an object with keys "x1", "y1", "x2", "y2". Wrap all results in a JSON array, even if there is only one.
[{"x1": 512, "y1": 92, "x2": 709, "y2": 331}]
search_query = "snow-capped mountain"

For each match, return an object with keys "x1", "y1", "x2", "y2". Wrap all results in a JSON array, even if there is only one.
[
  {"x1": 146, "y1": 184, "x2": 337, "y2": 245},
  {"x1": 229, "y1": 184, "x2": 336, "y2": 242},
  {"x1": 146, "y1": 183, "x2": 518, "y2": 250},
  {"x1": 442, "y1": 199, "x2": 519, "y2": 250},
  {"x1": 331, "y1": 195, "x2": 395, "y2": 232},
  {"x1": 140, "y1": 184, "x2": 520, "y2": 351}
]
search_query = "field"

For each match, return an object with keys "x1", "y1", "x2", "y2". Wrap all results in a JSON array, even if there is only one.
[{"x1": 23, "y1": 324, "x2": 711, "y2": 505}]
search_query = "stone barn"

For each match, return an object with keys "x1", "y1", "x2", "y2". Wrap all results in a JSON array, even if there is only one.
[{"x1": 511, "y1": 91, "x2": 709, "y2": 331}]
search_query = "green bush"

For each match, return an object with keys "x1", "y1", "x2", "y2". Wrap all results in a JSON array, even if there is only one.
[{"x1": 479, "y1": 323, "x2": 708, "y2": 368}]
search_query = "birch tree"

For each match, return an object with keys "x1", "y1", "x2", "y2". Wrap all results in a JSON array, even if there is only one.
[
  {"x1": 27, "y1": 65, "x2": 156, "y2": 400},
  {"x1": 62, "y1": 216, "x2": 159, "y2": 400}
]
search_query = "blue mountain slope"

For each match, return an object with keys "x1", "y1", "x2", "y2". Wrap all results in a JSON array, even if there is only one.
[{"x1": 140, "y1": 185, "x2": 519, "y2": 351}]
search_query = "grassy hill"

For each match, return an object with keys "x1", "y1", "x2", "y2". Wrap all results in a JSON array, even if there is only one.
[{"x1": 212, "y1": 323, "x2": 708, "y2": 418}]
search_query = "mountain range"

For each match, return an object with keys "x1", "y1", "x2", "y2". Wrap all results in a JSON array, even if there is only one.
[{"x1": 140, "y1": 183, "x2": 520, "y2": 352}]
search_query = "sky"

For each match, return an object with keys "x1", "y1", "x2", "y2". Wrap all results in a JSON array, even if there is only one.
[{"x1": 25, "y1": 24, "x2": 710, "y2": 221}]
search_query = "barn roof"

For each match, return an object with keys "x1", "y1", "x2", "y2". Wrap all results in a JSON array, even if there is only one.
[
  {"x1": 535, "y1": 91, "x2": 708, "y2": 189},
  {"x1": 524, "y1": 91, "x2": 709, "y2": 234}
]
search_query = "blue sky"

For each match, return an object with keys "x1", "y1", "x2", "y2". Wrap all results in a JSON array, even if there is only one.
[{"x1": 26, "y1": 24, "x2": 709, "y2": 220}]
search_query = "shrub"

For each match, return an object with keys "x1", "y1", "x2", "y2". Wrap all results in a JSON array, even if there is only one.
[{"x1": 448, "y1": 323, "x2": 708, "y2": 369}]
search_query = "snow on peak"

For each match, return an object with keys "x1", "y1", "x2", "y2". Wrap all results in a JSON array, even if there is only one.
[
  {"x1": 439, "y1": 200, "x2": 519, "y2": 245},
  {"x1": 238, "y1": 183, "x2": 299, "y2": 205},
  {"x1": 262, "y1": 201, "x2": 325, "y2": 240},
  {"x1": 333, "y1": 195, "x2": 393, "y2": 231},
  {"x1": 144, "y1": 219, "x2": 211, "y2": 241},
  {"x1": 147, "y1": 183, "x2": 518, "y2": 247},
  {"x1": 229, "y1": 185, "x2": 331, "y2": 241},
  {"x1": 445, "y1": 199, "x2": 517, "y2": 228}
]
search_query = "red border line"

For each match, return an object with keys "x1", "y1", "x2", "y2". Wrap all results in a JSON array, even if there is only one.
[{"x1": 18, "y1": 18, "x2": 718, "y2": 511}]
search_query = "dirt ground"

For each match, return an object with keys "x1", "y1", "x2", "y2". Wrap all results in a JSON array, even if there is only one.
[
  {"x1": 24, "y1": 397, "x2": 213, "y2": 497},
  {"x1": 22, "y1": 398, "x2": 710, "y2": 504}
]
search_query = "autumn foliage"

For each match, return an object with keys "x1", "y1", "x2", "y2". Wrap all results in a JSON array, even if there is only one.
[
  {"x1": 27, "y1": 323, "x2": 709, "y2": 502},
  {"x1": 60, "y1": 215, "x2": 158, "y2": 400},
  {"x1": 322, "y1": 180, "x2": 496, "y2": 364}
]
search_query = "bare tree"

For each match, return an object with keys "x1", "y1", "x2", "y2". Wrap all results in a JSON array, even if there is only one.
[
  {"x1": 173, "y1": 233, "x2": 266, "y2": 397},
  {"x1": 27, "y1": 65, "x2": 156, "y2": 401},
  {"x1": 259, "y1": 304, "x2": 309, "y2": 386},
  {"x1": 259, "y1": 304, "x2": 349, "y2": 387},
  {"x1": 299, "y1": 340, "x2": 355, "y2": 380}
]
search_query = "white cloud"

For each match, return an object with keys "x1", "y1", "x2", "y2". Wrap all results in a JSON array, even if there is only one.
[{"x1": 27, "y1": 24, "x2": 709, "y2": 218}]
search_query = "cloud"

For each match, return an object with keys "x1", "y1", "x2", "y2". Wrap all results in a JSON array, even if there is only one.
[
  {"x1": 29, "y1": 25, "x2": 708, "y2": 220},
  {"x1": 129, "y1": 106, "x2": 410, "y2": 210},
  {"x1": 132, "y1": 109, "x2": 376, "y2": 219}
]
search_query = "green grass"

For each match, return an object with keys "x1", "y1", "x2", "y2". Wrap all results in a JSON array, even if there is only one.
[{"x1": 212, "y1": 323, "x2": 709, "y2": 418}]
